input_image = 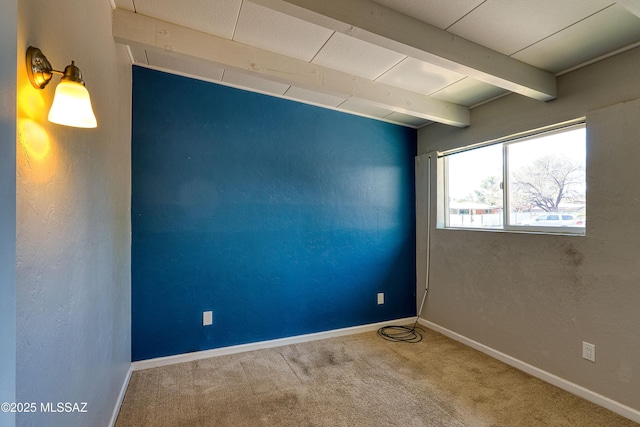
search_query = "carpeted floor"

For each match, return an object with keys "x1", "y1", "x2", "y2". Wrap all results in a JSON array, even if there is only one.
[{"x1": 115, "y1": 327, "x2": 638, "y2": 426}]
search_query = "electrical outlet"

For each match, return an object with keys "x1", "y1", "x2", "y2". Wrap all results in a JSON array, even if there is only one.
[
  {"x1": 377, "y1": 292, "x2": 384, "y2": 305},
  {"x1": 203, "y1": 311, "x2": 213, "y2": 326},
  {"x1": 582, "y1": 341, "x2": 595, "y2": 362}
]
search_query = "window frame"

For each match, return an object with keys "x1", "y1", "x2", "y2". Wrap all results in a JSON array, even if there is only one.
[{"x1": 441, "y1": 120, "x2": 586, "y2": 236}]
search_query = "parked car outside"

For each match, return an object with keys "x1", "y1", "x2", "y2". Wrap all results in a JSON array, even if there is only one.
[{"x1": 522, "y1": 213, "x2": 578, "y2": 227}]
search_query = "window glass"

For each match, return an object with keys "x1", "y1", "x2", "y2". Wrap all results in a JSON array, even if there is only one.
[
  {"x1": 443, "y1": 123, "x2": 586, "y2": 234},
  {"x1": 445, "y1": 144, "x2": 502, "y2": 229},
  {"x1": 506, "y1": 127, "x2": 586, "y2": 229}
]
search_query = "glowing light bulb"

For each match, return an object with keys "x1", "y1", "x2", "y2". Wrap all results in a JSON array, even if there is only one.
[{"x1": 48, "y1": 80, "x2": 97, "y2": 128}]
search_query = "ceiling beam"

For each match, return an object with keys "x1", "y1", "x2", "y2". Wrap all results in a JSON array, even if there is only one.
[
  {"x1": 252, "y1": 0, "x2": 557, "y2": 101},
  {"x1": 112, "y1": 9, "x2": 470, "y2": 127}
]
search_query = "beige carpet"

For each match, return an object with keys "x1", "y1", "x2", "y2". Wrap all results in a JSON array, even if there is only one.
[{"x1": 116, "y1": 327, "x2": 637, "y2": 426}]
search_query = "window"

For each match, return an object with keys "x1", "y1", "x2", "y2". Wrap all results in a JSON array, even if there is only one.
[{"x1": 443, "y1": 122, "x2": 586, "y2": 234}]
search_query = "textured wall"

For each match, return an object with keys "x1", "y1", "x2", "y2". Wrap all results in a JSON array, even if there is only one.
[
  {"x1": 0, "y1": 1, "x2": 17, "y2": 426},
  {"x1": 132, "y1": 67, "x2": 417, "y2": 361},
  {"x1": 418, "y1": 47, "x2": 640, "y2": 413},
  {"x1": 16, "y1": 1, "x2": 131, "y2": 426}
]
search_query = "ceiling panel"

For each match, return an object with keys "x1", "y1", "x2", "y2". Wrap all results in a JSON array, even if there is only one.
[
  {"x1": 128, "y1": 45, "x2": 147, "y2": 64},
  {"x1": 513, "y1": 4, "x2": 640, "y2": 73},
  {"x1": 431, "y1": 78, "x2": 507, "y2": 107},
  {"x1": 114, "y1": 0, "x2": 135, "y2": 12},
  {"x1": 448, "y1": 0, "x2": 616, "y2": 55},
  {"x1": 372, "y1": 0, "x2": 485, "y2": 29},
  {"x1": 233, "y1": 1, "x2": 334, "y2": 61},
  {"x1": 133, "y1": 0, "x2": 242, "y2": 39},
  {"x1": 284, "y1": 86, "x2": 347, "y2": 108},
  {"x1": 146, "y1": 51, "x2": 225, "y2": 82},
  {"x1": 311, "y1": 32, "x2": 406, "y2": 80},
  {"x1": 376, "y1": 57, "x2": 465, "y2": 95},
  {"x1": 222, "y1": 69, "x2": 290, "y2": 95}
]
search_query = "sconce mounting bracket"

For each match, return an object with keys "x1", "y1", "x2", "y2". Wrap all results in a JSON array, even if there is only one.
[{"x1": 27, "y1": 46, "x2": 53, "y2": 89}]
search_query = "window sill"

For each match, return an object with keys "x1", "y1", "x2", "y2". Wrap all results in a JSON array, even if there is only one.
[{"x1": 438, "y1": 226, "x2": 586, "y2": 237}]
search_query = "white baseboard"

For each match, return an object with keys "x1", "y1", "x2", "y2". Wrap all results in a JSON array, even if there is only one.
[
  {"x1": 419, "y1": 318, "x2": 640, "y2": 424},
  {"x1": 132, "y1": 317, "x2": 416, "y2": 371},
  {"x1": 108, "y1": 363, "x2": 133, "y2": 427}
]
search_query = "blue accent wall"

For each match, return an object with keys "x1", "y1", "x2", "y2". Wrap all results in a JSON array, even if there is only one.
[{"x1": 132, "y1": 67, "x2": 416, "y2": 361}]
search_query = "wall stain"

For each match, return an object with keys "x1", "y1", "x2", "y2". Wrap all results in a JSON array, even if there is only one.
[
  {"x1": 564, "y1": 243, "x2": 584, "y2": 267},
  {"x1": 562, "y1": 243, "x2": 586, "y2": 302}
]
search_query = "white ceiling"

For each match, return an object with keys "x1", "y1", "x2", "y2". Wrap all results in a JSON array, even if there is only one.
[{"x1": 112, "y1": 0, "x2": 640, "y2": 128}]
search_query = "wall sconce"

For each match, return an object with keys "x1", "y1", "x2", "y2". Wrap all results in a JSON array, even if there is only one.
[{"x1": 26, "y1": 46, "x2": 97, "y2": 128}]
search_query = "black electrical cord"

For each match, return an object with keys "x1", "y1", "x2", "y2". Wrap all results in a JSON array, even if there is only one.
[
  {"x1": 377, "y1": 320, "x2": 424, "y2": 343},
  {"x1": 377, "y1": 288, "x2": 428, "y2": 343}
]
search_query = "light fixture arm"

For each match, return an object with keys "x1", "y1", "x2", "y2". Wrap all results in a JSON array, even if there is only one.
[{"x1": 26, "y1": 46, "x2": 86, "y2": 89}]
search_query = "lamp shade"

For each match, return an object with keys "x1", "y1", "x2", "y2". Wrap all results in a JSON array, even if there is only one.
[{"x1": 48, "y1": 80, "x2": 97, "y2": 128}]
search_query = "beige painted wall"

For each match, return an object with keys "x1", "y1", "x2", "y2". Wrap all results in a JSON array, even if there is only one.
[
  {"x1": 418, "y1": 47, "x2": 640, "y2": 413},
  {"x1": 16, "y1": 1, "x2": 132, "y2": 425}
]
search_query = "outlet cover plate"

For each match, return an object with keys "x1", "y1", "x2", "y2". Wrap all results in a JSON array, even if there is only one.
[
  {"x1": 377, "y1": 292, "x2": 384, "y2": 305},
  {"x1": 203, "y1": 311, "x2": 213, "y2": 326},
  {"x1": 582, "y1": 341, "x2": 595, "y2": 362}
]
